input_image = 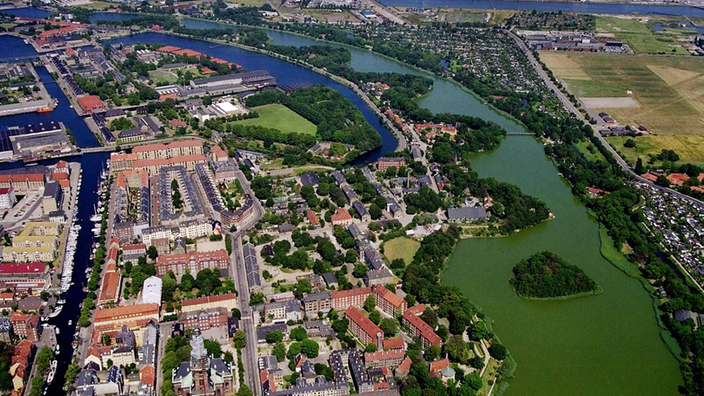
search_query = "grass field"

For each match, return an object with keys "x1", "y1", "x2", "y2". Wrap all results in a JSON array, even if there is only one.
[
  {"x1": 574, "y1": 139, "x2": 607, "y2": 163},
  {"x1": 383, "y1": 237, "x2": 420, "y2": 265},
  {"x1": 607, "y1": 135, "x2": 704, "y2": 167},
  {"x1": 595, "y1": 16, "x2": 690, "y2": 55},
  {"x1": 235, "y1": 104, "x2": 317, "y2": 135},
  {"x1": 540, "y1": 52, "x2": 704, "y2": 135}
]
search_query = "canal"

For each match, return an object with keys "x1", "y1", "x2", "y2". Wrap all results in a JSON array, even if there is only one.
[
  {"x1": 0, "y1": 36, "x2": 108, "y2": 394},
  {"x1": 191, "y1": 23, "x2": 683, "y2": 396}
]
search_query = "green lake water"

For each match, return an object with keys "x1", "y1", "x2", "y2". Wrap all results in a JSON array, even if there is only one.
[
  {"x1": 252, "y1": 27, "x2": 682, "y2": 395},
  {"x1": 348, "y1": 40, "x2": 682, "y2": 395}
]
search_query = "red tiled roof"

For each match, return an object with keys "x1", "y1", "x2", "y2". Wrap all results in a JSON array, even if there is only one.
[
  {"x1": 0, "y1": 188, "x2": 12, "y2": 194},
  {"x1": 123, "y1": 243, "x2": 146, "y2": 252},
  {"x1": 403, "y1": 310, "x2": 442, "y2": 346},
  {"x1": 77, "y1": 95, "x2": 106, "y2": 112},
  {"x1": 373, "y1": 285, "x2": 405, "y2": 310},
  {"x1": 110, "y1": 153, "x2": 138, "y2": 162},
  {"x1": 169, "y1": 119, "x2": 188, "y2": 128},
  {"x1": 139, "y1": 365, "x2": 155, "y2": 385},
  {"x1": 332, "y1": 287, "x2": 371, "y2": 300},
  {"x1": 181, "y1": 292, "x2": 237, "y2": 307},
  {"x1": 331, "y1": 208, "x2": 352, "y2": 223},
  {"x1": 0, "y1": 262, "x2": 45, "y2": 274},
  {"x1": 98, "y1": 272, "x2": 120, "y2": 303},
  {"x1": 0, "y1": 173, "x2": 44, "y2": 183},
  {"x1": 59, "y1": 180, "x2": 70, "y2": 188},
  {"x1": 365, "y1": 349, "x2": 405, "y2": 362},
  {"x1": 345, "y1": 306, "x2": 382, "y2": 338},
  {"x1": 306, "y1": 210, "x2": 319, "y2": 226},
  {"x1": 405, "y1": 304, "x2": 425, "y2": 315},
  {"x1": 429, "y1": 358, "x2": 450, "y2": 376},
  {"x1": 157, "y1": 46, "x2": 181, "y2": 53},
  {"x1": 94, "y1": 303, "x2": 159, "y2": 322},
  {"x1": 383, "y1": 338, "x2": 405, "y2": 350},
  {"x1": 51, "y1": 172, "x2": 68, "y2": 181},
  {"x1": 156, "y1": 249, "x2": 228, "y2": 268},
  {"x1": 132, "y1": 154, "x2": 206, "y2": 168},
  {"x1": 667, "y1": 173, "x2": 690, "y2": 186},
  {"x1": 132, "y1": 140, "x2": 202, "y2": 153}
]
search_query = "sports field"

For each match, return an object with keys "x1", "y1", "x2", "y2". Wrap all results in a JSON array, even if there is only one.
[
  {"x1": 607, "y1": 135, "x2": 704, "y2": 167},
  {"x1": 383, "y1": 237, "x2": 420, "y2": 265},
  {"x1": 234, "y1": 104, "x2": 317, "y2": 135},
  {"x1": 540, "y1": 52, "x2": 704, "y2": 135}
]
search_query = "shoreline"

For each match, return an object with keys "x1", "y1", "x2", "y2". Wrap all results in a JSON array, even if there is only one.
[{"x1": 514, "y1": 286, "x2": 604, "y2": 301}]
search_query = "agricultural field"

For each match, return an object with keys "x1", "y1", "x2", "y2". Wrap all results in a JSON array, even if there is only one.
[
  {"x1": 595, "y1": 16, "x2": 691, "y2": 55},
  {"x1": 607, "y1": 135, "x2": 704, "y2": 167},
  {"x1": 540, "y1": 52, "x2": 704, "y2": 135},
  {"x1": 383, "y1": 237, "x2": 420, "y2": 265},
  {"x1": 235, "y1": 104, "x2": 317, "y2": 135}
]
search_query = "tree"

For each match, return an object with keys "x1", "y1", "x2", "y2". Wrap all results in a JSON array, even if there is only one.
[
  {"x1": 421, "y1": 308, "x2": 438, "y2": 328},
  {"x1": 290, "y1": 327, "x2": 308, "y2": 341},
  {"x1": 369, "y1": 310, "x2": 381, "y2": 324},
  {"x1": 147, "y1": 245, "x2": 158, "y2": 260},
  {"x1": 272, "y1": 342, "x2": 286, "y2": 362},
  {"x1": 233, "y1": 330, "x2": 247, "y2": 348},
  {"x1": 265, "y1": 331, "x2": 283, "y2": 344},
  {"x1": 365, "y1": 343, "x2": 377, "y2": 353},
  {"x1": 103, "y1": 334, "x2": 111, "y2": 345},
  {"x1": 444, "y1": 335, "x2": 469, "y2": 363},
  {"x1": 635, "y1": 157, "x2": 645, "y2": 175},
  {"x1": 332, "y1": 319, "x2": 348, "y2": 334},
  {"x1": 425, "y1": 345, "x2": 441, "y2": 361},
  {"x1": 379, "y1": 318, "x2": 398, "y2": 336},
  {"x1": 624, "y1": 139, "x2": 636, "y2": 148},
  {"x1": 369, "y1": 203, "x2": 382, "y2": 220},
  {"x1": 354, "y1": 264, "x2": 369, "y2": 279},
  {"x1": 250, "y1": 292, "x2": 265, "y2": 305},
  {"x1": 467, "y1": 321, "x2": 490, "y2": 341},
  {"x1": 237, "y1": 384, "x2": 253, "y2": 396},
  {"x1": 204, "y1": 339, "x2": 223, "y2": 357},
  {"x1": 300, "y1": 339, "x2": 319, "y2": 358},
  {"x1": 364, "y1": 295, "x2": 376, "y2": 312},
  {"x1": 345, "y1": 249, "x2": 357, "y2": 263},
  {"x1": 489, "y1": 343, "x2": 508, "y2": 360}
]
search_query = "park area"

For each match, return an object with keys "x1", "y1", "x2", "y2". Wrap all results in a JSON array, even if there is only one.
[
  {"x1": 383, "y1": 237, "x2": 420, "y2": 266},
  {"x1": 540, "y1": 52, "x2": 704, "y2": 136},
  {"x1": 234, "y1": 104, "x2": 317, "y2": 135},
  {"x1": 607, "y1": 134, "x2": 704, "y2": 167}
]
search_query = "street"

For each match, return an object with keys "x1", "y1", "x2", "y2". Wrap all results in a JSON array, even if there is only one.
[{"x1": 226, "y1": 169, "x2": 265, "y2": 396}]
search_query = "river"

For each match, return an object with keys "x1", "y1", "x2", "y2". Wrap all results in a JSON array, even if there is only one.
[{"x1": 191, "y1": 23, "x2": 683, "y2": 396}]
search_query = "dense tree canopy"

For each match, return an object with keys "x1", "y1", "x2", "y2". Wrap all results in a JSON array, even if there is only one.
[{"x1": 510, "y1": 251, "x2": 600, "y2": 298}]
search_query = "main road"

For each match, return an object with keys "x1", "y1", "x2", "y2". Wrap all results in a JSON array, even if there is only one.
[
  {"x1": 507, "y1": 30, "x2": 704, "y2": 209},
  {"x1": 226, "y1": 170, "x2": 265, "y2": 396}
]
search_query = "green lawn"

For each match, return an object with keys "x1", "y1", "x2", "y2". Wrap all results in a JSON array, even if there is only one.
[
  {"x1": 384, "y1": 237, "x2": 420, "y2": 266},
  {"x1": 235, "y1": 104, "x2": 317, "y2": 135},
  {"x1": 595, "y1": 16, "x2": 689, "y2": 55},
  {"x1": 574, "y1": 140, "x2": 607, "y2": 163},
  {"x1": 607, "y1": 135, "x2": 704, "y2": 167}
]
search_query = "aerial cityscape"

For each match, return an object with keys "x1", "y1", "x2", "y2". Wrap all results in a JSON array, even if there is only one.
[{"x1": 0, "y1": 0, "x2": 702, "y2": 395}]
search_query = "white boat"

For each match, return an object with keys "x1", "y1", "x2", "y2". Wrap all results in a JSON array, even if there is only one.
[
  {"x1": 47, "y1": 360, "x2": 57, "y2": 384},
  {"x1": 68, "y1": 320, "x2": 72, "y2": 326},
  {"x1": 55, "y1": 327, "x2": 59, "y2": 335},
  {"x1": 47, "y1": 306, "x2": 63, "y2": 318},
  {"x1": 54, "y1": 344, "x2": 59, "y2": 354},
  {"x1": 57, "y1": 299, "x2": 66, "y2": 305}
]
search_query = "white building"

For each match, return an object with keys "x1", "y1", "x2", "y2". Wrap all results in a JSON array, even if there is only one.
[
  {"x1": 0, "y1": 187, "x2": 16, "y2": 209},
  {"x1": 142, "y1": 276, "x2": 162, "y2": 306}
]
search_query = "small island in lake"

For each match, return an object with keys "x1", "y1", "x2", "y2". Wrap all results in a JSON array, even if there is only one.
[{"x1": 510, "y1": 251, "x2": 601, "y2": 299}]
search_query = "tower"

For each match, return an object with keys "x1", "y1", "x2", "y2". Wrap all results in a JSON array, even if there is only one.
[{"x1": 190, "y1": 328, "x2": 212, "y2": 395}]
